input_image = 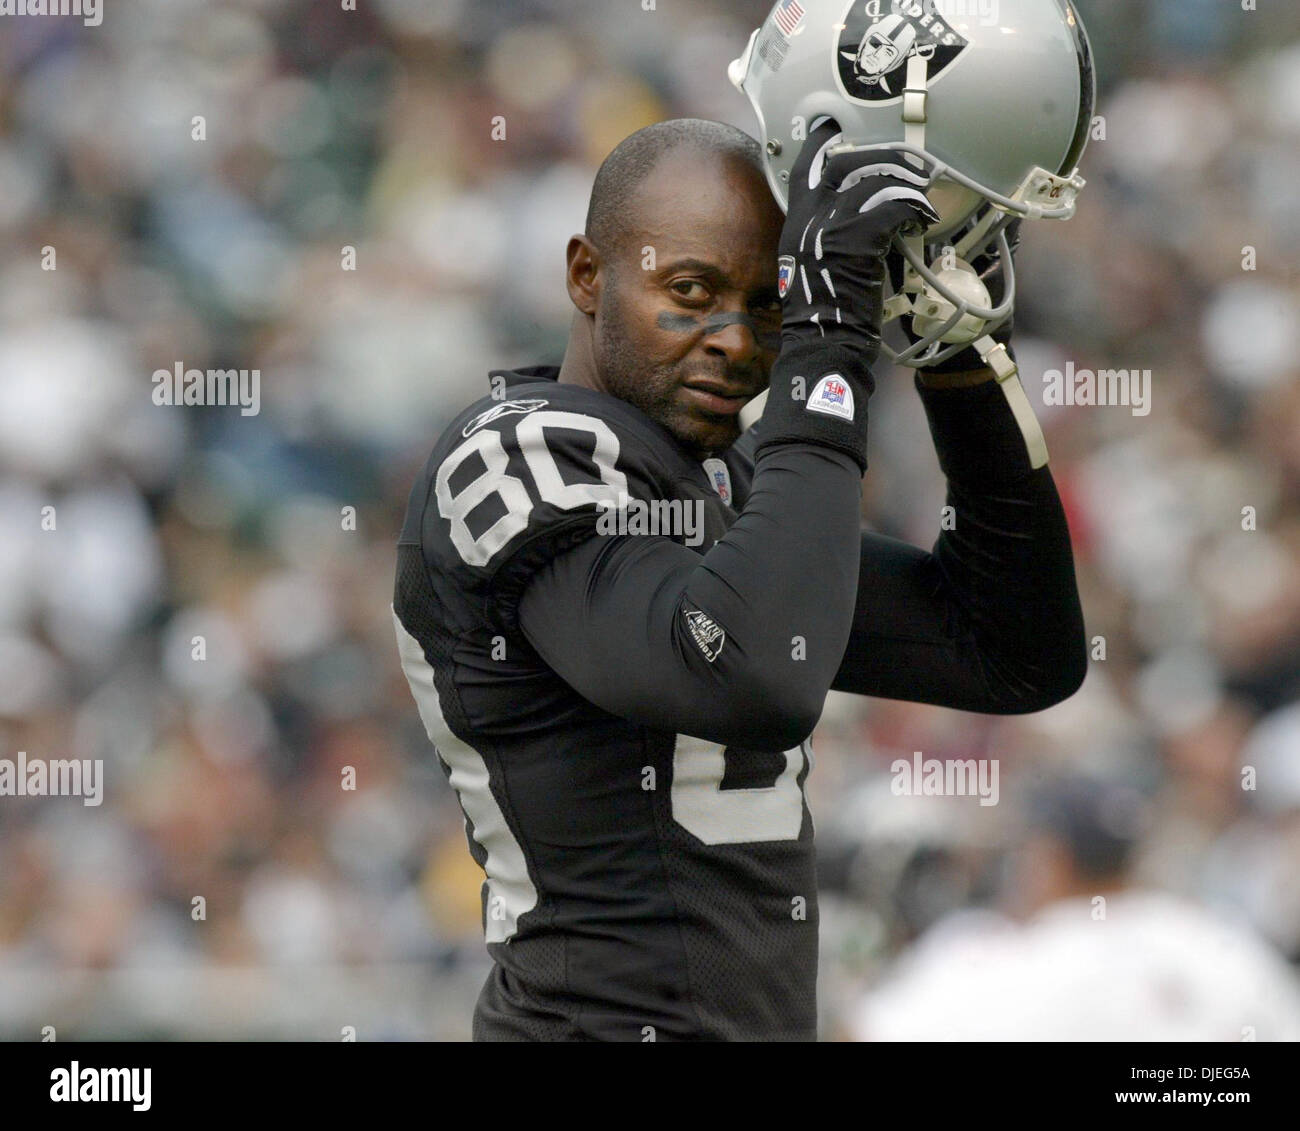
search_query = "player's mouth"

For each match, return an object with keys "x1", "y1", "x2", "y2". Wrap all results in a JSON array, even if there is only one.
[{"x1": 682, "y1": 381, "x2": 758, "y2": 417}]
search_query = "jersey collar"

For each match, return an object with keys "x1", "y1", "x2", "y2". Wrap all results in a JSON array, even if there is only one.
[
  {"x1": 489, "y1": 366, "x2": 561, "y2": 390},
  {"x1": 484, "y1": 364, "x2": 748, "y2": 507}
]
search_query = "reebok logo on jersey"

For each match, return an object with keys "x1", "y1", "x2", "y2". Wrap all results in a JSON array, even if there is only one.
[
  {"x1": 683, "y1": 606, "x2": 726, "y2": 663},
  {"x1": 806, "y1": 374, "x2": 854, "y2": 421},
  {"x1": 462, "y1": 398, "x2": 548, "y2": 437}
]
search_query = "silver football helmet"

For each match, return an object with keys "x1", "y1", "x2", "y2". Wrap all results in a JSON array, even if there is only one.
[{"x1": 729, "y1": 0, "x2": 1095, "y2": 383}]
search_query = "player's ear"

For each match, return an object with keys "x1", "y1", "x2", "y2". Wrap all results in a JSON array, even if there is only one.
[{"x1": 565, "y1": 234, "x2": 602, "y2": 316}]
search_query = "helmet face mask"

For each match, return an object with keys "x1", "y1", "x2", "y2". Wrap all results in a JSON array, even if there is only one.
[{"x1": 729, "y1": 0, "x2": 1096, "y2": 367}]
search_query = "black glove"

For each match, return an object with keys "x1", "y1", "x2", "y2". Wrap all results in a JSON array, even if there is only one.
[
  {"x1": 757, "y1": 118, "x2": 940, "y2": 472},
  {"x1": 778, "y1": 119, "x2": 941, "y2": 362},
  {"x1": 890, "y1": 215, "x2": 1020, "y2": 375}
]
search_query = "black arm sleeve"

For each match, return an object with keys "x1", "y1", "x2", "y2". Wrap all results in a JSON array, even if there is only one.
[
  {"x1": 516, "y1": 443, "x2": 867, "y2": 752},
  {"x1": 830, "y1": 375, "x2": 1087, "y2": 712}
]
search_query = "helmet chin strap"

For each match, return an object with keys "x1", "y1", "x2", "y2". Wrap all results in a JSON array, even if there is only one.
[
  {"x1": 886, "y1": 51, "x2": 1049, "y2": 469},
  {"x1": 976, "y1": 335, "x2": 1050, "y2": 469},
  {"x1": 898, "y1": 52, "x2": 929, "y2": 310}
]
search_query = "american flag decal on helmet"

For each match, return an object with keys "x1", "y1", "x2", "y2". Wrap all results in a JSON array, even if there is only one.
[{"x1": 773, "y1": 0, "x2": 805, "y2": 38}]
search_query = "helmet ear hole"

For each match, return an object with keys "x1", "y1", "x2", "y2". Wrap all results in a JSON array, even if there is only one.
[{"x1": 807, "y1": 114, "x2": 841, "y2": 136}]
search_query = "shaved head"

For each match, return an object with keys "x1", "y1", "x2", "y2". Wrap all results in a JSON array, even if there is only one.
[{"x1": 585, "y1": 119, "x2": 768, "y2": 258}]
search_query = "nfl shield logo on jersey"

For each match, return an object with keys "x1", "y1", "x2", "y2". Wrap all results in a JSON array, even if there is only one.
[
  {"x1": 806, "y1": 373, "x2": 854, "y2": 421},
  {"x1": 777, "y1": 256, "x2": 796, "y2": 299},
  {"x1": 702, "y1": 457, "x2": 732, "y2": 507}
]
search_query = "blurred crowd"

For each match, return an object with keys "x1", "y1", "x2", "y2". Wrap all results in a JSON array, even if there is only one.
[{"x1": 0, "y1": 0, "x2": 1297, "y2": 1039}]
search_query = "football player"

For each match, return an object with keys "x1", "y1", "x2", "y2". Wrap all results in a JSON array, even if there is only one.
[{"x1": 395, "y1": 2, "x2": 1094, "y2": 1042}]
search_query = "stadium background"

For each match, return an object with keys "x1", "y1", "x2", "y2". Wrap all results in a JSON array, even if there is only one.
[{"x1": 0, "y1": 0, "x2": 1298, "y2": 1039}]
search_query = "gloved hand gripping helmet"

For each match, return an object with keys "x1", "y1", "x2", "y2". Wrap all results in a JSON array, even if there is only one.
[{"x1": 729, "y1": 0, "x2": 1096, "y2": 371}]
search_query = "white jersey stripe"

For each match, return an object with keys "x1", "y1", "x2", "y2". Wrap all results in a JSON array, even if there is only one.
[{"x1": 393, "y1": 607, "x2": 538, "y2": 943}]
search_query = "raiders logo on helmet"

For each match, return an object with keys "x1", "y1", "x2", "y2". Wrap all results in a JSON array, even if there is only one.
[{"x1": 836, "y1": 3, "x2": 970, "y2": 102}]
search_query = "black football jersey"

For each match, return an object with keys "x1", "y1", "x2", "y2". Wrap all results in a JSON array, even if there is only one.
[
  {"x1": 394, "y1": 354, "x2": 1090, "y2": 1042},
  {"x1": 394, "y1": 366, "x2": 819, "y2": 1041}
]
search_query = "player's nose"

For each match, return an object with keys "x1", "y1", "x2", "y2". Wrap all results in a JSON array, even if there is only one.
[{"x1": 702, "y1": 315, "x2": 764, "y2": 367}]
